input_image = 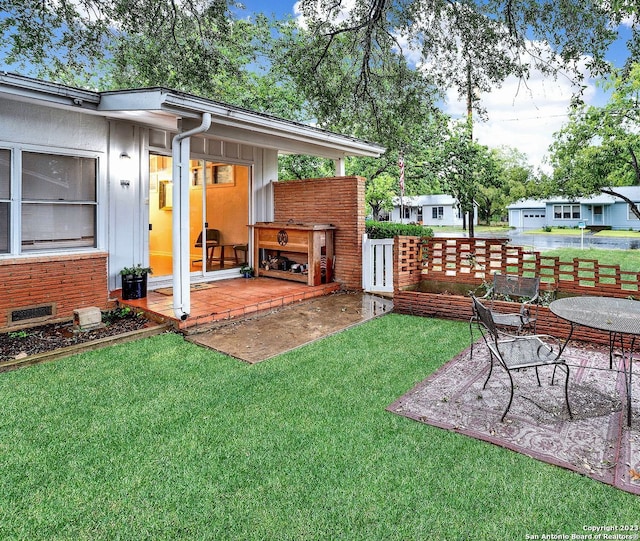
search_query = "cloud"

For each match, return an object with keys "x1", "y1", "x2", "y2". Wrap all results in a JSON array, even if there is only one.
[{"x1": 443, "y1": 53, "x2": 598, "y2": 173}]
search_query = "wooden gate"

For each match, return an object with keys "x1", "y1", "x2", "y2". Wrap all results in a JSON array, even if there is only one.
[{"x1": 362, "y1": 234, "x2": 394, "y2": 293}]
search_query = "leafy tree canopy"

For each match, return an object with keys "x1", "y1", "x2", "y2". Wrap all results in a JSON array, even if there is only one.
[
  {"x1": 549, "y1": 63, "x2": 640, "y2": 215},
  {"x1": 294, "y1": 0, "x2": 633, "y2": 115}
]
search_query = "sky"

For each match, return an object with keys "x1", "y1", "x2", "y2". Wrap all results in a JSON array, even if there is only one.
[{"x1": 238, "y1": 0, "x2": 632, "y2": 174}]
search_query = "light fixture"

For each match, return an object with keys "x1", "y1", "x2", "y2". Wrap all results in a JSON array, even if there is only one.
[{"x1": 120, "y1": 151, "x2": 131, "y2": 160}]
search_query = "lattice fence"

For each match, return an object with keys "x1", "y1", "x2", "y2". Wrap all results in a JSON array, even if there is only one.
[{"x1": 419, "y1": 237, "x2": 640, "y2": 297}]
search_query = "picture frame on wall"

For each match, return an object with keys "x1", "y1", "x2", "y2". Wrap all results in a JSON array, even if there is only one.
[
  {"x1": 213, "y1": 165, "x2": 234, "y2": 185},
  {"x1": 159, "y1": 180, "x2": 173, "y2": 210}
]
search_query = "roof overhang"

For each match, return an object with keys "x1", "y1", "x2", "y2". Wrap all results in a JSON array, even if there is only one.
[
  {"x1": 99, "y1": 88, "x2": 385, "y2": 158},
  {"x1": 0, "y1": 74, "x2": 385, "y2": 159}
]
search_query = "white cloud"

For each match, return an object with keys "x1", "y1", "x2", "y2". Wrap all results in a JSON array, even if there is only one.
[
  {"x1": 444, "y1": 57, "x2": 598, "y2": 173},
  {"x1": 290, "y1": 3, "x2": 603, "y2": 172}
]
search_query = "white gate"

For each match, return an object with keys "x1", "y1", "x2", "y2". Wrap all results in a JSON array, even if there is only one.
[{"x1": 362, "y1": 234, "x2": 394, "y2": 293}]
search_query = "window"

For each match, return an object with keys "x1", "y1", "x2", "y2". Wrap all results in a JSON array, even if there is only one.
[
  {"x1": 416, "y1": 208, "x2": 423, "y2": 222},
  {"x1": 402, "y1": 207, "x2": 410, "y2": 220},
  {"x1": 432, "y1": 206, "x2": 444, "y2": 220},
  {"x1": 0, "y1": 149, "x2": 9, "y2": 253},
  {"x1": 553, "y1": 204, "x2": 580, "y2": 220},
  {"x1": 21, "y1": 152, "x2": 97, "y2": 251},
  {"x1": 628, "y1": 203, "x2": 640, "y2": 220}
]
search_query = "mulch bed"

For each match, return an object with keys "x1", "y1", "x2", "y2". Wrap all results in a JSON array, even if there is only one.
[
  {"x1": 388, "y1": 342, "x2": 640, "y2": 495},
  {"x1": 0, "y1": 315, "x2": 152, "y2": 363}
]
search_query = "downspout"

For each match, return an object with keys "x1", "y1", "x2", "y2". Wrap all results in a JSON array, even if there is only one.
[{"x1": 171, "y1": 113, "x2": 212, "y2": 320}]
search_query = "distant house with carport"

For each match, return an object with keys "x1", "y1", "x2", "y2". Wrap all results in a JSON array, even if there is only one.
[{"x1": 508, "y1": 187, "x2": 640, "y2": 230}]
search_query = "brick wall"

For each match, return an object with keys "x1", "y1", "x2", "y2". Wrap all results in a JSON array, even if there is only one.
[
  {"x1": 394, "y1": 290, "x2": 615, "y2": 347},
  {"x1": 0, "y1": 253, "x2": 109, "y2": 331},
  {"x1": 393, "y1": 236, "x2": 423, "y2": 292},
  {"x1": 273, "y1": 177, "x2": 366, "y2": 290}
]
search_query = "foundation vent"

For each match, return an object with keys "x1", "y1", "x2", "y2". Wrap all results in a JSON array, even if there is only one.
[{"x1": 9, "y1": 303, "x2": 55, "y2": 324}]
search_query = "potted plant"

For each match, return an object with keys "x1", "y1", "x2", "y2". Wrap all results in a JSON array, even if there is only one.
[
  {"x1": 239, "y1": 264, "x2": 254, "y2": 278},
  {"x1": 120, "y1": 264, "x2": 153, "y2": 300}
]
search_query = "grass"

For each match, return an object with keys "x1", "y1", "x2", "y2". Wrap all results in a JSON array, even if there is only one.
[
  {"x1": 594, "y1": 229, "x2": 640, "y2": 238},
  {"x1": 1, "y1": 315, "x2": 639, "y2": 540},
  {"x1": 539, "y1": 246, "x2": 640, "y2": 270}
]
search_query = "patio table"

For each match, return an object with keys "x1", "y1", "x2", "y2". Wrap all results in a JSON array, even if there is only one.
[{"x1": 549, "y1": 296, "x2": 640, "y2": 426}]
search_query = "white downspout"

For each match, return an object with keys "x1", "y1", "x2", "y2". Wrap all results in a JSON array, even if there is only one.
[{"x1": 171, "y1": 113, "x2": 212, "y2": 320}]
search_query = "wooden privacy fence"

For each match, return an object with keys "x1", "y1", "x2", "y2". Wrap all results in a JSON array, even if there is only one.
[{"x1": 419, "y1": 237, "x2": 640, "y2": 297}]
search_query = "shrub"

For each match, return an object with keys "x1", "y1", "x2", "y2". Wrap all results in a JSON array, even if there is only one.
[{"x1": 365, "y1": 220, "x2": 433, "y2": 239}]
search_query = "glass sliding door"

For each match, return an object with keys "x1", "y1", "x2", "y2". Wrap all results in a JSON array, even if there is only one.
[{"x1": 149, "y1": 153, "x2": 250, "y2": 279}]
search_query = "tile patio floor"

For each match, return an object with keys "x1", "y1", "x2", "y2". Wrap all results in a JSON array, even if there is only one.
[{"x1": 116, "y1": 277, "x2": 341, "y2": 330}]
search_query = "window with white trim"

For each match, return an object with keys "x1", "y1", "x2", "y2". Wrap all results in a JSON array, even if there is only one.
[
  {"x1": 432, "y1": 206, "x2": 444, "y2": 220},
  {"x1": 0, "y1": 149, "x2": 98, "y2": 254},
  {"x1": 0, "y1": 149, "x2": 9, "y2": 253},
  {"x1": 627, "y1": 203, "x2": 640, "y2": 220},
  {"x1": 553, "y1": 204, "x2": 580, "y2": 220}
]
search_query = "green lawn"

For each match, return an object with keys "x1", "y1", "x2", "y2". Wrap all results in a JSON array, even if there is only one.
[
  {"x1": 1, "y1": 315, "x2": 638, "y2": 540},
  {"x1": 540, "y1": 247, "x2": 640, "y2": 279}
]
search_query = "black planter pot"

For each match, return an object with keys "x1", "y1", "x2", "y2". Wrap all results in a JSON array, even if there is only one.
[{"x1": 121, "y1": 274, "x2": 148, "y2": 300}]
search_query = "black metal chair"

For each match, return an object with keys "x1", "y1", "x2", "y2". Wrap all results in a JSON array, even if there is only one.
[
  {"x1": 471, "y1": 294, "x2": 572, "y2": 422},
  {"x1": 470, "y1": 273, "x2": 540, "y2": 359}
]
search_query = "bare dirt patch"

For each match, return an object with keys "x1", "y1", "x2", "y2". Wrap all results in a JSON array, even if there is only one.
[{"x1": 0, "y1": 312, "x2": 152, "y2": 363}]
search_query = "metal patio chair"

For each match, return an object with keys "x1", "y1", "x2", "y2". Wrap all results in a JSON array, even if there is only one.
[
  {"x1": 471, "y1": 294, "x2": 572, "y2": 422},
  {"x1": 470, "y1": 273, "x2": 540, "y2": 359}
]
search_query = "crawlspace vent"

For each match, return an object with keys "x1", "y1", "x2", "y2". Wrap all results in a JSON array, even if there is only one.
[{"x1": 10, "y1": 304, "x2": 54, "y2": 323}]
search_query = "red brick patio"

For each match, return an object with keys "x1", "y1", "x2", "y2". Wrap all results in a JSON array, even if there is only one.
[{"x1": 116, "y1": 277, "x2": 340, "y2": 330}]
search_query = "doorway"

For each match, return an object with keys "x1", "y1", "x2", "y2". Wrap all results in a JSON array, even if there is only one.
[
  {"x1": 593, "y1": 205, "x2": 603, "y2": 225},
  {"x1": 148, "y1": 154, "x2": 250, "y2": 279}
]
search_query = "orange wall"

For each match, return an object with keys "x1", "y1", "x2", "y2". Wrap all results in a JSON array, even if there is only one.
[
  {"x1": 273, "y1": 176, "x2": 365, "y2": 290},
  {"x1": 0, "y1": 253, "x2": 109, "y2": 331}
]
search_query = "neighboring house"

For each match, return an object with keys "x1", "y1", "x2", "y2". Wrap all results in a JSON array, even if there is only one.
[
  {"x1": 389, "y1": 194, "x2": 477, "y2": 227},
  {"x1": 508, "y1": 187, "x2": 640, "y2": 230},
  {"x1": 0, "y1": 73, "x2": 384, "y2": 328}
]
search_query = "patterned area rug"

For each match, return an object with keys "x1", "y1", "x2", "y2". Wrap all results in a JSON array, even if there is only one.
[{"x1": 387, "y1": 343, "x2": 640, "y2": 495}]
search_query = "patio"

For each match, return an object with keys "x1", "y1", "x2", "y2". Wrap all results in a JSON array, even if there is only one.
[
  {"x1": 389, "y1": 340, "x2": 640, "y2": 495},
  {"x1": 116, "y1": 276, "x2": 341, "y2": 330}
]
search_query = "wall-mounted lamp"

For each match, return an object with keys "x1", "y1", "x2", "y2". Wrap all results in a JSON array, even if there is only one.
[
  {"x1": 120, "y1": 179, "x2": 131, "y2": 187},
  {"x1": 120, "y1": 151, "x2": 131, "y2": 160}
]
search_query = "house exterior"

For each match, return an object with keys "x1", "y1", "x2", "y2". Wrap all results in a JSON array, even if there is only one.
[
  {"x1": 389, "y1": 194, "x2": 477, "y2": 227},
  {"x1": 0, "y1": 73, "x2": 384, "y2": 329},
  {"x1": 508, "y1": 187, "x2": 640, "y2": 230}
]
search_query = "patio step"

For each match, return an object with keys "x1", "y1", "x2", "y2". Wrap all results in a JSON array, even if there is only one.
[{"x1": 179, "y1": 282, "x2": 341, "y2": 335}]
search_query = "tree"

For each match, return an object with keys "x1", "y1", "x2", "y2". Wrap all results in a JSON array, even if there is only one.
[
  {"x1": 549, "y1": 64, "x2": 640, "y2": 218},
  {"x1": 0, "y1": 1, "x2": 306, "y2": 118},
  {"x1": 478, "y1": 146, "x2": 536, "y2": 222},
  {"x1": 278, "y1": 155, "x2": 335, "y2": 180},
  {"x1": 434, "y1": 120, "x2": 500, "y2": 236},
  {"x1": 365, "y1": 174, "x2": 396, "y2": 220},
  {"x1": 294, "y1": 0, "x2": 627, "y2": 118}
]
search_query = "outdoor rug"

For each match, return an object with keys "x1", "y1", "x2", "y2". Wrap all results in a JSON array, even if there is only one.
[
  {"x1": 154, "y1": 282, "x2": 217, "y2": 296},
  {"x1": 387, "y1": 342, "x2": 640, "y2": 495}
]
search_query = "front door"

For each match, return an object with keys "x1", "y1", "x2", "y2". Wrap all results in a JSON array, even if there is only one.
[
  {"x1": 593, "y1": 205, "x2": 603, "y2": 225},
  {"x1": 148, "y1": 154, "x2": 250, "y2": 279}
]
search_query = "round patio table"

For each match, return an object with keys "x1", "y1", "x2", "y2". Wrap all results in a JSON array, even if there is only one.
[{"x1": 549, "y1": 296, "x2": 640, "y2": 426}]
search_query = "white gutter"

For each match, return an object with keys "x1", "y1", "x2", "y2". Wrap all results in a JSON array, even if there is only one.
[{"x1": 171, "y1": 113, "x2": 212, "y2": 320}]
